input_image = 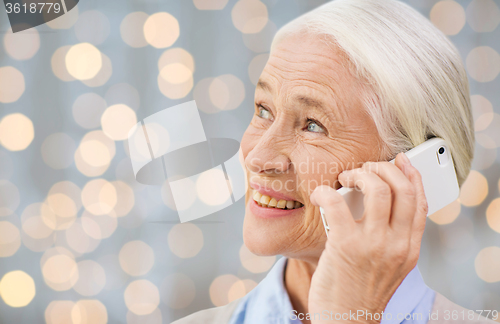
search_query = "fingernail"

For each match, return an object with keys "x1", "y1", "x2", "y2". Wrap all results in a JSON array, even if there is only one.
[{"x1": 401, "y1": 153, "x2": 411, "y2": 165}]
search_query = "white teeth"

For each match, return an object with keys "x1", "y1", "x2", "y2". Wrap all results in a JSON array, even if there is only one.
[
  {"x1": 252, "y1": 191, "x2": 303, "y2": 209},
  {"x1": 277, "y1": 199, "x2": 287, "y2": 209},
  {"x1": 268, "y1": 198, "x2": 277, "y2": 208},
  {"x1": 260, "y1": 195, "x2": 270, "y2": 206}
]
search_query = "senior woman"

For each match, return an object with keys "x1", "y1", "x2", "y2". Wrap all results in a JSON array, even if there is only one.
[{"x1": 173, "y1": 0, "x2": 495, "y2": 323}]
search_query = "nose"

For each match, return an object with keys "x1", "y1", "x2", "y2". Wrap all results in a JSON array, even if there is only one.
[{"x1": 244, "y1": 126, "x2": 291, "y2": 175}]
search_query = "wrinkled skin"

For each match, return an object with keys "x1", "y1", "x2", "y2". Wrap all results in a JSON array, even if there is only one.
[{"x1": 240, "y1": 32, "x2": 427, "y2": 324}]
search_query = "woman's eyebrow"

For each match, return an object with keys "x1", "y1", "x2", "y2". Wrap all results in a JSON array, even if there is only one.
[
  {"x1": 293, "y1": 95, "x2": 324, "y2": 109},
  {"x1": 256, "y1": 80, "x2": 272, "y2": 93},
  {"x1": 257, "y1": 79, "x2": 344, "y2": 123},
  {"x1": 257, "y1": 80, "x2": 325, "y2": 108}
]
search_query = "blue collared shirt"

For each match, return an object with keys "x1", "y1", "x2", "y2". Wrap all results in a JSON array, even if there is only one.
[{"x1": 229, "y1": 257, "x2": 435, "y2": 324}]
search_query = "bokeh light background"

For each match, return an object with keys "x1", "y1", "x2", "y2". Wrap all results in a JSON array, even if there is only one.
[{"x1": 0, "y1": 0, "x2": 499, "y2": 322}]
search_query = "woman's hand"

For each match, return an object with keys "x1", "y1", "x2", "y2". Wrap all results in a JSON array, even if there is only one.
[{"x1": 308, "y1": 153, "x2": 428, "y2": 324}]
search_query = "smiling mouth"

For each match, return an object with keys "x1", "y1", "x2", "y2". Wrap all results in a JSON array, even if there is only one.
[{"x1": 252, "y1": 191, "x2": 304, "y2": 210}]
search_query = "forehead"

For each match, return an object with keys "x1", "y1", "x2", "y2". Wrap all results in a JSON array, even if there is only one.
[
  {"x1": 257, "y1": 33, "x2": 364, "y2": 120},
  {"x1": 259, "y1": 33, "x2": 354, "y2": 94}
]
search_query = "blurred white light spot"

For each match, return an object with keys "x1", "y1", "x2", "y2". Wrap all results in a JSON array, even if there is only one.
[
  {"x1": 459, "y1": 170, "x2": 488, "y2": 206},
  {"x1": 42, "y1": 254, "x2": 79, "y2": 291},
  {"x1": 248, "y1": 53, "x2": 269, "y2": 85},
  {"x1": 0, "y1": 113, "x2": 34, "y2": 151},
  {"x1": 168, "y1": 223, "x2": 203, "y2": 258},
  {"x1": 158, "y1": 48, "x2": 195, "y2": 74},
  {"x1": 111, "y1": 181, "x2": 135, "y2": 217},
  {"x1": 45, "y1": 301, "x2": 75, "y2": 324},
  {"x1": 159, "y1": 63, "x2": 192, "y2": 84},
  {"x1": 475, "y1": 133, "x2": 497, "y2": 149},
  {"x1": 486, "y1": 198, "x2": 500, "y2": 234},
  {"x1": 81, "y1": 211, "x2": 117, "y2": 239},
  {"x1": 119, "y1": 240, "x2": 155, "y2": 276},
  {"x1": 0, "y1": 67, "x2": 25, "y2": 103},
  {"x1": 3, "y1": 28, "x2": 40, "y2": 60},
  {"x1": 193, "y1": 0, "x2": 229, "y2": 10},
  {"x1": 82, "y1": 53, "x2": 113, "y2": 88},
  {"x1": 232, "y1": 0, "x2": 268, "y2": 34},
  {"x1": 466, "y1": 0, "x2": 500, "y2": 33},
  {"x1": 228, "y1": 279, "x2": 257, "y2": 302},
  {"x1": 121, "y1": 12, "x2": 149, "y2": 48},
  {"x1": 0, "y1": 221, "x2": 21, "y2": 257},
  {"x1": 194, "y1": 78, "x2": 220, "y2": 114},
  {"x1": 466, "y1": 46, "x2": 500, "y2": 83},
  {"x1": 101, "y1": 104, "x2": 137, "y2": 141},
  {"x1": 475, "y1": 246, "x2": 500, "y2": 282},
  {"x1": 73, "y1": 260, "x2": 106, "y2": 296},
  {"x1": 51, "y1": 46, "x2": 76, "y2": 82},
  {"x1": 158, "y1": 72, "x2": 193, "y2": 99},
  {"x1": 0, "y1": 271, "x2": 35, "y2": 307},
  {"x1": 126, "y1": 308, "x2": 162, "y2": 324},
  {"x1": 21, "y1": 203, "x2": 54, "y2": 239},
  {"x1": 209, "y1": 274, "x2": 239, "y2": 306},
  {"x1": 428, "y1": 199, "x2": 461, "y2": 225},
  {"x1": 209, "y1": 74, "x2": 245, "y2": 111},
  {"x1": 71, "y1": 299, "x2": 108, "y2": 324},
  {"x1": 82, "y1": 179, "x2": 117, "y2": 215},
  {"x1": 144, "y1": 12, "x2": 180, "y2": 48},
  {"x1": 75, "y1": 131, "x2": 116, "y2": 177},
  {"x1": 471, "y1": 94, "x2": 494, "y2": 132},
  {"x1": 143, "y1": 122, "x2": 171, "y2": 157},
  {"x1": 430, "y1": 1, "x2": 466, "y2": 35},
  {"x1": 124, "y1": 280, "x2": 160, "y2": 315},
  {"x1": 196, "y1": 168, "x2": 232, "y2": 205},
  {"x1": 44, "y1": 181, "x2": 81, "y2": 230},
  {"x1": 65, "y1": 43, "x2": 103, "y2": 81}
]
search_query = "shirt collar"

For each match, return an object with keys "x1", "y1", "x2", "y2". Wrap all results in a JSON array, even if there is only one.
[{"x1": 229, "y1": 257, "x2": 433, "y2": 324}]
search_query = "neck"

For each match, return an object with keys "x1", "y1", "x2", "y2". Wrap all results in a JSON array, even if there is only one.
[{"x1": 285, "y1": 258, "x2": 318, "y2": 324}]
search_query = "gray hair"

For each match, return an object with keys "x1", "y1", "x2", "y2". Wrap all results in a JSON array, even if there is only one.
[{"x1": 270, "y1": 0, "x2": 474, "y2": 186}]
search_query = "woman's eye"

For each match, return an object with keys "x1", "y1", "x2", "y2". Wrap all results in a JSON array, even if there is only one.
[
  {"x1": 257, "y1": 106, "x2": 273, "y2": 120},
  {"x1": 306, "y1": 120, "x2": 325, "y2": 133}
]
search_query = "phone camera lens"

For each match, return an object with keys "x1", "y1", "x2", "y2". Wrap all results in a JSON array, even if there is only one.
[{"x1": 438, "y1": 147, "x2": 445, "y2": 154}]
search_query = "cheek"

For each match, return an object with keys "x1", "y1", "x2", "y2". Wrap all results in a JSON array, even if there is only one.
[{"x1": 293, "y1": 148, "x2": 354, "y2": 199}]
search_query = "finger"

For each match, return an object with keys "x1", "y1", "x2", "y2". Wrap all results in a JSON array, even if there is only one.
[
  {"x1": 403, "y1": 164, "x2": 428, "y2": 245},
  {"x1": 310, "y1": 185, "x2": 356, "y2": 236},
  {"x1": 338, "y1": 168, "x2": 392, "y2": 232},
  {"x1": 364, "y1": 156, "x2": 416, "y2": 233}
]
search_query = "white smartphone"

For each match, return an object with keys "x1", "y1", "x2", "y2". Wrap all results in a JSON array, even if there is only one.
[{"x1": 320, "y1": 137, "x2": 459, "y2": 235}]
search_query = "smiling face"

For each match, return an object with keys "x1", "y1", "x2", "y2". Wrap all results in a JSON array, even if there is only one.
[{"x1": 241, "y1": 32, "x2": 383, "y2": 263}]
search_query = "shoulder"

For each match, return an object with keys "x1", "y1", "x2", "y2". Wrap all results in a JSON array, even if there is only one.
[
  {"x1": 171, "y1": 298, "x2": 242, "y2": 324},
  {"x1": 429, "y1": 292, "x2": 497, "y2": 324}
]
